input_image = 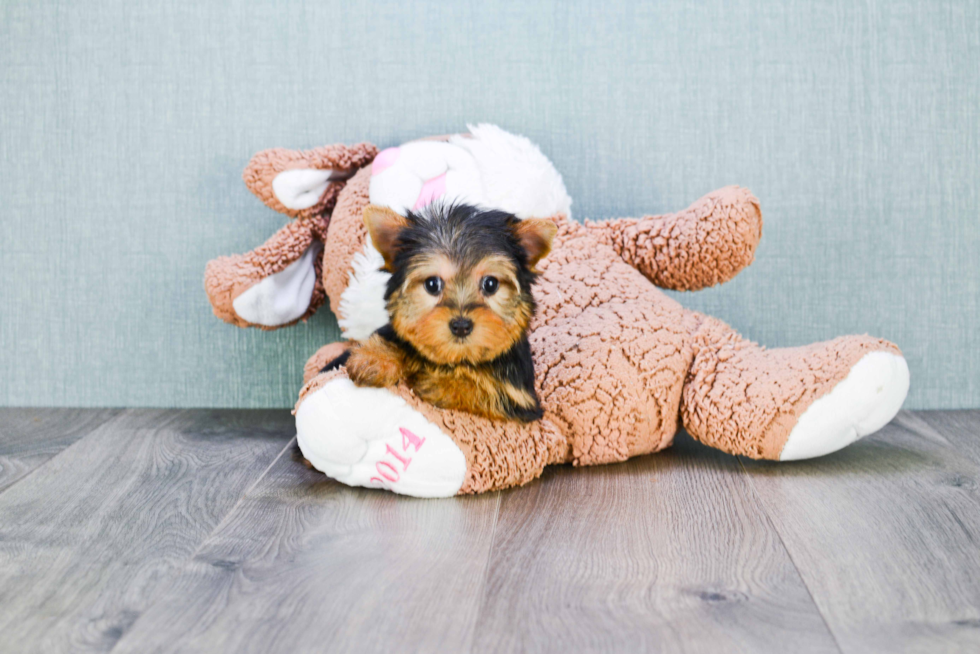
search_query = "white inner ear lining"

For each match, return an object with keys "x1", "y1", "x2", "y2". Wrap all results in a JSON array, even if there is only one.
[
  {"x1": 273, "y1": 168, "x2": 356, "y2": 210},
  {"x1": 232, "y1": 243, "x2": 322, "y2": 326}
]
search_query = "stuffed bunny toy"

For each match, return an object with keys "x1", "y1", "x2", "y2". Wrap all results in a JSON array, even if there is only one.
[{"x1": 205, "y1": 124, "x2": 909, "y2": 498}]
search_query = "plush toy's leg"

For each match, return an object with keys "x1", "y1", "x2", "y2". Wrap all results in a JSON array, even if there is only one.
[
  {"x1": 586, "y1": 186, "x2": 762, "y2": 291},
  {"x1": 204, "y1": 217, "x2": 327, "y2": 329},
  {"x1": 294, "y1": 356, "x2": 567, "y2": 497},
  {"x1": 303, "y1": 342, "x2": 351, "y2": 383},
  {"x1": 294, "y1": 370, "x2": 469, "y2": 498},
  {"x1": 681, "y1": 314, "x2": 910, "y2": 461}
]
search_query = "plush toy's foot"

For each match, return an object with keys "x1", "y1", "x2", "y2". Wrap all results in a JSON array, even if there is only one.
[
  {"x1": 682, "y1": 316, "x2": 910, "y2": 461},
  {"x1": 779, "y1": 351, "x2": 909, "y2": 460},
  {"x1": 295, "y1": 374, "x2": 467, "y2": 498},
  {"x1": 204, "y1": 218, "x2": 327, "y2": 329}
]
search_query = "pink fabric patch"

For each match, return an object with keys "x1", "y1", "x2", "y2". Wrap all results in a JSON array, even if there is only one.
[
  {"x1": 371, "y1": 147, "x2": 400, "y2": 176},
  {"x1": 413, "y1": 172, "x2": 447, "y2": 210}
]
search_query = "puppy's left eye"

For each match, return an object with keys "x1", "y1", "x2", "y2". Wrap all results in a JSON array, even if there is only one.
[{"x1": 480, "y1": 276, "x2": 499, "y2": 296}]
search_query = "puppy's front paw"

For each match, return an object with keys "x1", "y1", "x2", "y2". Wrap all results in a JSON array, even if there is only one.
[{"x1": 346, "y1": 346, "x2": 402, "y2": 388}]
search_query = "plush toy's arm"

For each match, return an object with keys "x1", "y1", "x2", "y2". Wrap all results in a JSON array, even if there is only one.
[
  {"x1": 204, "y1": 142, "x2": 379, "y2": 330},
  {"x1": 585, "y1": 186, "x2": 762, "y2": 291},
  {"x1": 205, "y1": 215, "x2": 328, "y2": 329},
  {"x1": 244, "y1": 143, "x2": 378, "y2": 219}
]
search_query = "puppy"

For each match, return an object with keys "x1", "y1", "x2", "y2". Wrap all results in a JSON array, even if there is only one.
[{"x1": 326, "y1": 202, "x2": 556, "y2": 422}]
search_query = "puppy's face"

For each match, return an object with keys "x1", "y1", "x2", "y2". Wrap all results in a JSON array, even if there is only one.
[
  {"x1": 364, "y1": 204, "x2": 556, "y2": 365},
  {"x1": 388, "y1": 251, "x2": 531, "y2": 364}
]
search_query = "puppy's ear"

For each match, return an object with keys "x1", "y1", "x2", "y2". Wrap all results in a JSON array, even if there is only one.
[
  {"x1": 513, "y1": 218, "x2": 558, "y2": 272},
  {"x1": 363, "y1": 205, "x2": 410, "y2": 271}
]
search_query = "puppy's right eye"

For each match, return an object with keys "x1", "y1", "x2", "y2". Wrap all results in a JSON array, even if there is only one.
[
  {"x1": 480, "y1": 276, "x2": 499, "y2": 296},
  {"x1": 424, "y1": 276, "x2": 443, "y2": 296}
]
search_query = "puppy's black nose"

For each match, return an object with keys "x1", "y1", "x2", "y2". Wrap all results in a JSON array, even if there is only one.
[{"x1": 449, "y1": 317, "x2": 474, "y2": 338}]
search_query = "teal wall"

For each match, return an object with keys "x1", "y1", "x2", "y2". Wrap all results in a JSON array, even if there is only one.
[{"x1": 2, "y1": 0, "x2": 977, "y2": 409}]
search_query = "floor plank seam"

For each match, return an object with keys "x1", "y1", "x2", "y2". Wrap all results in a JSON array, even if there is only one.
[
  {"x1": 736, "y1": 455, "x2": 847, "y2": 654},
  {"x1": 461, "y1": 491, "x2": 503, "y2": 654},
  {"x1": 0, "y1": 409, "x2": 130, "y2": 498},
  {"x1": 894, "y1": 411, "x2": 953, "y2": 448},
  {"x1": 187, "y1": 435, "x2": 297, "y2": 562}
]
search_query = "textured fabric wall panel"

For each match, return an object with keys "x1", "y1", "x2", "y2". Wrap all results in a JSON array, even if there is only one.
[{"x1": 1, "y1": 0, "x2": 977, "y2": 408}]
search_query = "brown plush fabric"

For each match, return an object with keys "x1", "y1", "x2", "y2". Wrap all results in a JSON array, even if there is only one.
[
  {"x1": 320, "y1": 167, "x2": 372, "y2": 315},
  {"x1": 587, "y1": 186, "x2": 762, "y2": 291},
  {"x1": 204, "y1": 215, "x2": 329, "y2": 329},
  {"x1": 302, "y1": 342, "x2": 350, "y2": 384},
  {"x1": 301, "y1": 172, "x2": 900, "y2": 493},
  {"x1": 206, "y1": 135, "x2": 903, "y2": 495},
  {"x1": 243, "y1": 143, "x2": 378, "y2": 219},
  {"x1": 528, "y1": 217, "x2": 696, "y2": 466},
  {"x1": 307, "y1": 186, "x2": 899, "y2": 492}
]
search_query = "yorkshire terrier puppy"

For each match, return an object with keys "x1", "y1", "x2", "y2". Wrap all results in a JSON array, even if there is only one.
[{"x1": 325, "y1": 202, "x2": 556, "y2": 422}]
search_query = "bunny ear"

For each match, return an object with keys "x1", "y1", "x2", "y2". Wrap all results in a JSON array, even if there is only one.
[{"x1": 243, "y1": 143, "x2": 378, "y2": 218}]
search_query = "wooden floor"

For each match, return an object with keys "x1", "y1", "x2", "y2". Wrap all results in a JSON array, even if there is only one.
[{"x1": 0, "y1": 410, "x2": 978, "y2": 653}]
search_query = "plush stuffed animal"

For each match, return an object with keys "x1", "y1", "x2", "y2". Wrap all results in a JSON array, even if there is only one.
[{"x1": 205, "y1": 124, "x2": 910, "y2": 498}]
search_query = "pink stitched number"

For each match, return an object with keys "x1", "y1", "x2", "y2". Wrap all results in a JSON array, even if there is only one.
[
  {"x1": 400, "y1": 427, "x2": 426, "y2": 452},
  {"x1": 376, "y1": 461, "x2": 400, "y2": 483},
  {"x1": 369, "y1": 428, "x2": 427, "y2": 489},
  {"x1": 386, "y1": 443, "x2": 411, "y2": 470}
]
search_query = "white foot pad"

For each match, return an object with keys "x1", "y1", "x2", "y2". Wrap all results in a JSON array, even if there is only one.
[
  {"x1": 232, "y1": 243, "x2": 321, "y2": 327},
  {"x1": 780, "y1": 351, "x2": 910, "y2": 461},
  {"x1": 295, "y1": 378, "x2": 467, "y2": 497}
]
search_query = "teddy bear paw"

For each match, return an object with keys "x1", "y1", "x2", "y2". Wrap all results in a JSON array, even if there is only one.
[
  {"x1": 780, "y1": 351, "x2": 910, "y2": 461},
  {"x1": 295, "y1": 377, "x2": 467, "y2": 497}
]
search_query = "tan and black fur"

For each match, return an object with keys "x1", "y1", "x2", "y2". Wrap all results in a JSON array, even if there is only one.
[{"x1": 326, "y1": 203, "x2": 556, "y2": 422}]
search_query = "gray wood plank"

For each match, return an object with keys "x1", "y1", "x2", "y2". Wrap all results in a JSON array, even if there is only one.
[
  {"x1": 913, "y1": 409, "x2": 980, "y2": 466},
  {"x1": 0, "y1": 408, "x2": 122, "y2": 492},
  {"x1": 110, "y1": 446, "x2": 501, "y2": 654},
  {"x1": 469, "y1": 432, "x2": 840, "y2": 654},
  {"x1": 0, "y1": 409, "x2": 292, "y2": 654},
  {"x1": 739, "y1": 410, "x2": 980, "y2": 654}
]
